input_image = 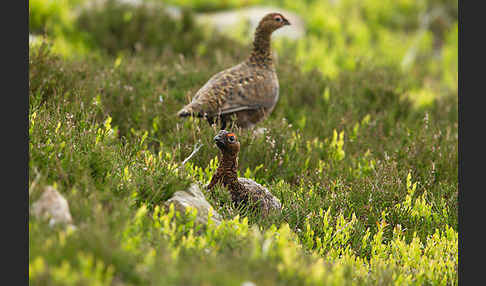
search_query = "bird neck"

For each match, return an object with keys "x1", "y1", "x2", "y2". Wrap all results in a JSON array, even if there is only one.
[
  {"x1": 248, "y1": 26, "x2": 273, "y2": 68},
  {"x1": 218, "y1": 151, "x2": 248, "y2": 202},
  {"x1": 218, "y1": 152, "x2": 239, "y2": 182}
]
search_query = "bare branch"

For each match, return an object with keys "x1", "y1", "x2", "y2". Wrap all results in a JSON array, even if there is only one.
[{"x1": 180, "y1": 142, "x2": 203, "y2": 167}]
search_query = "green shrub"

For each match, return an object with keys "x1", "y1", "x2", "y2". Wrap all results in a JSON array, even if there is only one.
[
  {"x1": 75, "y1": 0, "x2": 243, "y2": 59},
  {"x1": 29, "y1": 0, "x2": 76, "y2": 33},
  {"x1": 29, "y1": 0, "x2": 92, "y2": 57}
]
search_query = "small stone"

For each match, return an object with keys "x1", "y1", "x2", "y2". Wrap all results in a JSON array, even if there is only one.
[
  {"x1": 165, "y1": 183, "x2": 222, "y2": 226},
  {"x1": 75, "y1": 0, "x2": 181, "y2": 19},
  {"x1": 253, "y1": 127, "x2": 267, "y2": 137},
  {"x1": 31, "y1": 186, "x2": 74, "y2": 227}
]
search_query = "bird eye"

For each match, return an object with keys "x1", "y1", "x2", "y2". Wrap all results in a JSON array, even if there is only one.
[
  {"x1": 275, "y1": 17, "x2": 282, "y2": 22},
  {"x1": 226, "y1": 133, "x2": 237, "y2": 143}
]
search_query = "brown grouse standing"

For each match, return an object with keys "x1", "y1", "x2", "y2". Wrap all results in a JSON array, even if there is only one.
[
  {"x1": 206, "y1": 130, "x2": 281, "y2": 216},
  {"x1": 177, "y1": 13, "x2": 290, "y2": 129}
]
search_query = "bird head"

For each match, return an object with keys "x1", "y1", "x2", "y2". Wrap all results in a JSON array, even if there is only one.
[
  {"x1": 257, "y1": 13, "x2": 291, "y2": 33},
  {"x1": 214, "y1": 130, "x2": 240, "y2": 155}
]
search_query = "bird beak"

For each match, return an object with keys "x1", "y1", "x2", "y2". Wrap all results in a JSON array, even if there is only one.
[
  {"x1": 283, "y1": 19, "x2": 291, "y2": 25},
  {"x1": 214, "y1": 132, "x2": 225, "y2": 147},
  {"x1": 214, "y1": 134, "x2": 223, "y2": 143}
]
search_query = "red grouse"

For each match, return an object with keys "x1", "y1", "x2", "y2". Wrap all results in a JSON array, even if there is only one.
[
  {"x1": 177, "y1": 13, "x2": 290, "y2": 129},
  {"x1": 206, "y1": 130, "x2": 281, "y2": 216}
]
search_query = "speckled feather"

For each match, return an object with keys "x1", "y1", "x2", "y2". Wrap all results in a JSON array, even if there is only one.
[
  {"x1": 206, "y1": 130, "x2": 282, "y2": 216},
  {"x1": 178, "y1": 13, "x2": 290, "y2": 129}
]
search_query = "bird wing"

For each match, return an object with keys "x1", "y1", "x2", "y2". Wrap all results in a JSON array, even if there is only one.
[{"x1": 189, "y1": 63, "x2": 279, "y2": 117}]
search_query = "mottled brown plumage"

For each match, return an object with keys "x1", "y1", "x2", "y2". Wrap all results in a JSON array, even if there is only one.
[
  {"x1": 206, "y1": 130, "x2": 281, "y2": 216},
  {"x1": 178, "y1": 13, "x2": 290, "y2": 129}
]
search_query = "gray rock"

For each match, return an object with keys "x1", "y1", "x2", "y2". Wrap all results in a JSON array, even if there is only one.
[
  {"x1": 252, "y1": 127, "x2": 267, "y2": 137},
  {"x1": 31, "y1": 186, "x2": 75, "y2": 228},
  {"x1": 165, "y1": 183, "x2": 222, "y2": 226},
  {"x1": 116, "y1": 0, "x2": 182, "y2": 18},
  {"x1": 196, "y1": 6, "x2": 306, "y2": 40},
  {"x1": 29, "y1": 34, "x2": 38, "y2": 44},
  {"x1": 75, "y1": 0, "x2": 181, "y2": 19}
]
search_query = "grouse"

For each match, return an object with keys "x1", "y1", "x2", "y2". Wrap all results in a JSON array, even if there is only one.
[
  {"x1": 206, "y1": 130, "x2": 282, "y2": 216},
  {"x1": 177, "y1": 13, "x2": 290, "y2": 129}
]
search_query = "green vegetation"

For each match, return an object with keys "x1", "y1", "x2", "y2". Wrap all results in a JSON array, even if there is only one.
[{"x1": 29, "y1": 0, "x2": 457, "y2": 285}]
